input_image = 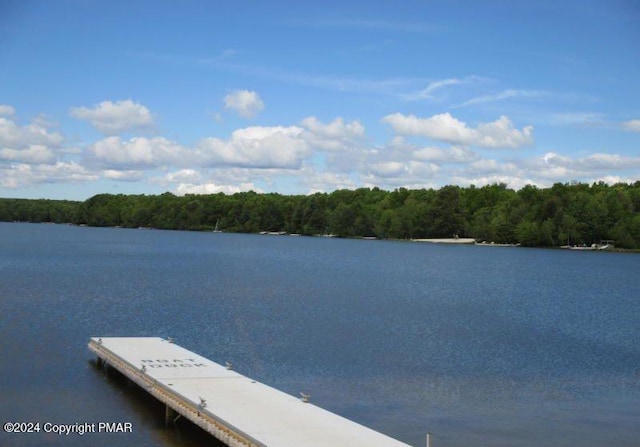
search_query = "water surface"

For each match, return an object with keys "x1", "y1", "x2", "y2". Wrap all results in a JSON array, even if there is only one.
[{"x1": 1, "y1": 222, "x2": 639, "y2": 446}]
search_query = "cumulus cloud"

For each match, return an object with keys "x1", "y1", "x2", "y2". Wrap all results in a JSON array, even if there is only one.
[
  {"x1": 538, "y1": 151, "x2": 640, "y2": 172},
  {"x1": 369, "y1": 161, "x2": 408, "y2": 178},
  {"x1": 8, "y1": 96, "x2": 638, "y2": 198},
  {"x1": 443, "y1": 157, "x2": 541, "y2": 190},
  {"x1": 197, "y1": 125, "x2": 309, "y2": 169},
  {"x1": 162, "y1": 169, "x2": 202, "y2": 184},
  {"x1": 0, "y1": 144, "x2": 56, "y2": 164},
  {"x1": 542, "y1": 152, "x2": 572, "y2": 167},
  {"x1": 70, "y1": 100, "x2": 154, "y2": 134},
  {"x1": 452, "y1": 174, "x2": 535, "y2": 191},
  {"x1": 523, "y1": 153, "x2": 575, "y2": 180},
  {"x1": 360, "y1": 135, "x2": 447, "y2": 186},
  {"x1": 622, "y1": 120, "x2": 640, "y2": 132},
  {"x1": 0, "y1": 105, "x2": 16, "y2": 117},
  {"x1": 466, "y1": 159, "x2": 521, "y2": 175},
  {"x1": 0, "y1": 117, "x2": 64, "y2": 148},
  {"x1": 1, "y1": 162, "x2": 97, "y2": 188},
  {"x1": 303, "y1": 171, "x2": 358, "y2": 193},
  {"x1": 414, "y1": 145, "x2": 479, "y2": 163},
  {"x1": 511, "y1": 151, "x2": 640, "y2": 186},
  {"x1": 577, "y1": 153, "x2": 640, "y2": 170},
  {"x1": 223, "y1": 90, "x2": 264, "y2": 118},
  {"x1": 301, "y1": 116, "x2": 365, "y2": 139},
  {"x1": 594, "y1": 175, "x2": 638, "y2": 185},
  {"x1": 360, "y1": 159, "x2": 440, "y2": 190},
  {"x1": 176, "y1": 181, "x2": 259, "y2": 195},
  {"x1": 382, "y1": 112, "x2": 534, "y2": 149},
  {"x1": 102, "y1": 169, "x2": 145, "y2": 181},
  {"x1": 35, "y1": 161, "x2": 98, "y2": 183},
  {"x1": 300, "y1": 116, "x2": 365, "y2": 151},
  {"x1": 89, "y1": 136, "x2": 187, "y2": 168}
]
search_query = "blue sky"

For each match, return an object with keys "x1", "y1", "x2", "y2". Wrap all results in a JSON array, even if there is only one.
[{"x1": 1, "y1": 0, "x2": 639, "y2": 200}]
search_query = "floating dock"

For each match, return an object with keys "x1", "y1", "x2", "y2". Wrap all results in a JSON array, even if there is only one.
[{"x1": 88, "y1": 337, "x2": 413, "y2": 447}]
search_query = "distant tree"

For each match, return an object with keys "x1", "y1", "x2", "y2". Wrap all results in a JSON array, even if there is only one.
[
  {"x1": 2, "y1": 181, "x2": 640, "y2": 248},
  {"x1": 429, "y1": 185, "x2": 466, "y2": 238}
]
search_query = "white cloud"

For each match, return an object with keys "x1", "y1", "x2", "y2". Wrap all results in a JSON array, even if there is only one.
[
  {"x1": 223, "y1": 90, "x2": 264, "y2": 118},
  {"x1": 301, "y1": 116, "x2": 364, "y2": 139},
  {"x1": 451, "y1": 174, "x2": 535, "y2": 191},
  {"x1": 102, "y1": 169, "x2": 145, "y2": 181},
  {"x1": 0, "y1": 105, "x2": 16, "y2": 117},
  {"x1": 359, "y1": 160, "x2": 441, "y2": 191},
  {"x1": 577, "y1": 153, "x2": 640, "y2": 170},
  {"x1": 407, "y1": 160, "x2": 441, "y2": 177},
  {"x1": 197, "y1": 125, "x2": 309, "y2": 169},
  {"x1": 413, "y1": 145, "x2": 478, "y2": 163},
  {"x1": 176, "y1": 181, "x2": 259, "y2": 195},
  {"x1": 542, "y1": 152, "x2": 572, "y2": 166},
  {"x1": 70, "y1": 100, "x2": 154, "y2": 134},
  {"x1": 5, "y1": 96, "x2": 637, "y2": 198},
  {"x1": 370, "y1": 160, "x2": 440, "y2": 179},
  {"x1": 303, "y1": 171, "x2": 357, "y2": 193},
  {"x1": 300, "y1": 116, "x2": 365, "y2": 151},
  {"x1": 0, "y1": 144, "x2": 56, "y2": 164},
  {"x1": 503, "y1": 151, "x2": 640, "y2": 187},
  {"x1": 622, "y1": 119, "x2": 640, "y2": 132},
  {"x1": 593, "y1": 175, "x2": 638, "y2": 185},
  {"x1": 32, "y1": 115, "x2": 59, "y2": 129},
  {"x1": 369, "y1": 161, "x2": 408, "y2": 178},
  {"x1": 162, "y1": 168, "x2": 202, "y2": 183},
  {"x1": 524, "y1": 154, "x2": 574, "y2": 181},
  {"x1": 1, "y1": 162, "x2": 97, "y2": 188},
  {"x1": 89, "y1": 136, "x2": 187, "y2": 168},
  {"x1": 466, "y1": 159, "x2": 521, "y2": 175},
  {"x1": 382, "y1": 112, "x2": 534, "y2": 149},
  {"x1": 537, "y1": 151, "x2": 640, "y2": 172},
  {"x1": 40, "y1": 162, "x2": 98, "y2": 182},
  {"x1": 0, "y1": 117, "x2": 64, "y2": 148}
]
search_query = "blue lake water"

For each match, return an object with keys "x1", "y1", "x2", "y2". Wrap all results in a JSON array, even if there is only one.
[{"x1": 0, "y1": 222, "x2": 639, "y2": 447}]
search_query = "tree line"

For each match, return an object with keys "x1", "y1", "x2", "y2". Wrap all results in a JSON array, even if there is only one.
[{"x1": 2, "y1": 181, "x2": 640, "y2": 248}]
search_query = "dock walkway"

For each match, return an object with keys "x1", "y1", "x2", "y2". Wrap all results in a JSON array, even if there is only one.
[{"x1": 89, "y1": 337, "x2": 413, "y2": 447}]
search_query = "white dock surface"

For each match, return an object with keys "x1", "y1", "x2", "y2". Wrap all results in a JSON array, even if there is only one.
[{"x1": 89, "y1": 337, "x2": 412, "y2": 447}]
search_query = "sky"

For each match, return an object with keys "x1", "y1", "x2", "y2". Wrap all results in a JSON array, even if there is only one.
[{"x1": 1, "y1": 0, "x2": 639, "y2": 200}]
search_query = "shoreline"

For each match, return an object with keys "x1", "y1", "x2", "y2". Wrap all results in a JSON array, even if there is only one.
[{"x1": 411, "y1": 237, "x2": 476, "y2": 244}]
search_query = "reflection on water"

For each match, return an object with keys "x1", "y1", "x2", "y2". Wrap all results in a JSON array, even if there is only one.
[{"x1": 0, "y1": 222, "x2": 639, "y2": 447}]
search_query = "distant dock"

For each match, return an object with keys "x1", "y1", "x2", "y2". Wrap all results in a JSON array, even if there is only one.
[
  {"x1": 412, "y1": 237, "x2": 476, "y2": 244},
  {"x1": 88, "y1": 337, "x2": 414, "y2": 447}
]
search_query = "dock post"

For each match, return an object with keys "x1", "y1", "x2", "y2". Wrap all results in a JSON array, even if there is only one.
[
  {"x1": 426, "y1": 432, "x2": 431, "y2": 447},
  {"x1": 165, "y1": 404, "x2": 173, "y2": 427}
]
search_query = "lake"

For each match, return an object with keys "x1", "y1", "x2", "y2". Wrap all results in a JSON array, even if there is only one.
[{"x1": 0, "y1": 222, "x2": 639, "y2": 447}]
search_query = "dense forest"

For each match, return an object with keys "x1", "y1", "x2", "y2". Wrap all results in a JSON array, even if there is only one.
[{"x1": 2, "y1": 181, "x2": 640, "y2": 248}]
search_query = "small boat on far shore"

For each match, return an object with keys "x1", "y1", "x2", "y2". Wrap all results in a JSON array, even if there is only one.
[
  {"x1": 475, "y1": 241, "x2": 520, "y2": 247},
  {"x1": 412, "y1": 237, "x2": 476, "y2": 244},
  {"x1": 562, "y1": 240, "x2": 614, "y2": 251}
]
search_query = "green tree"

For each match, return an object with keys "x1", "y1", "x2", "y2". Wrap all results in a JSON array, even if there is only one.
[{"x1": 428, "y1": 185, "x2": 466, "y2": 238}]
